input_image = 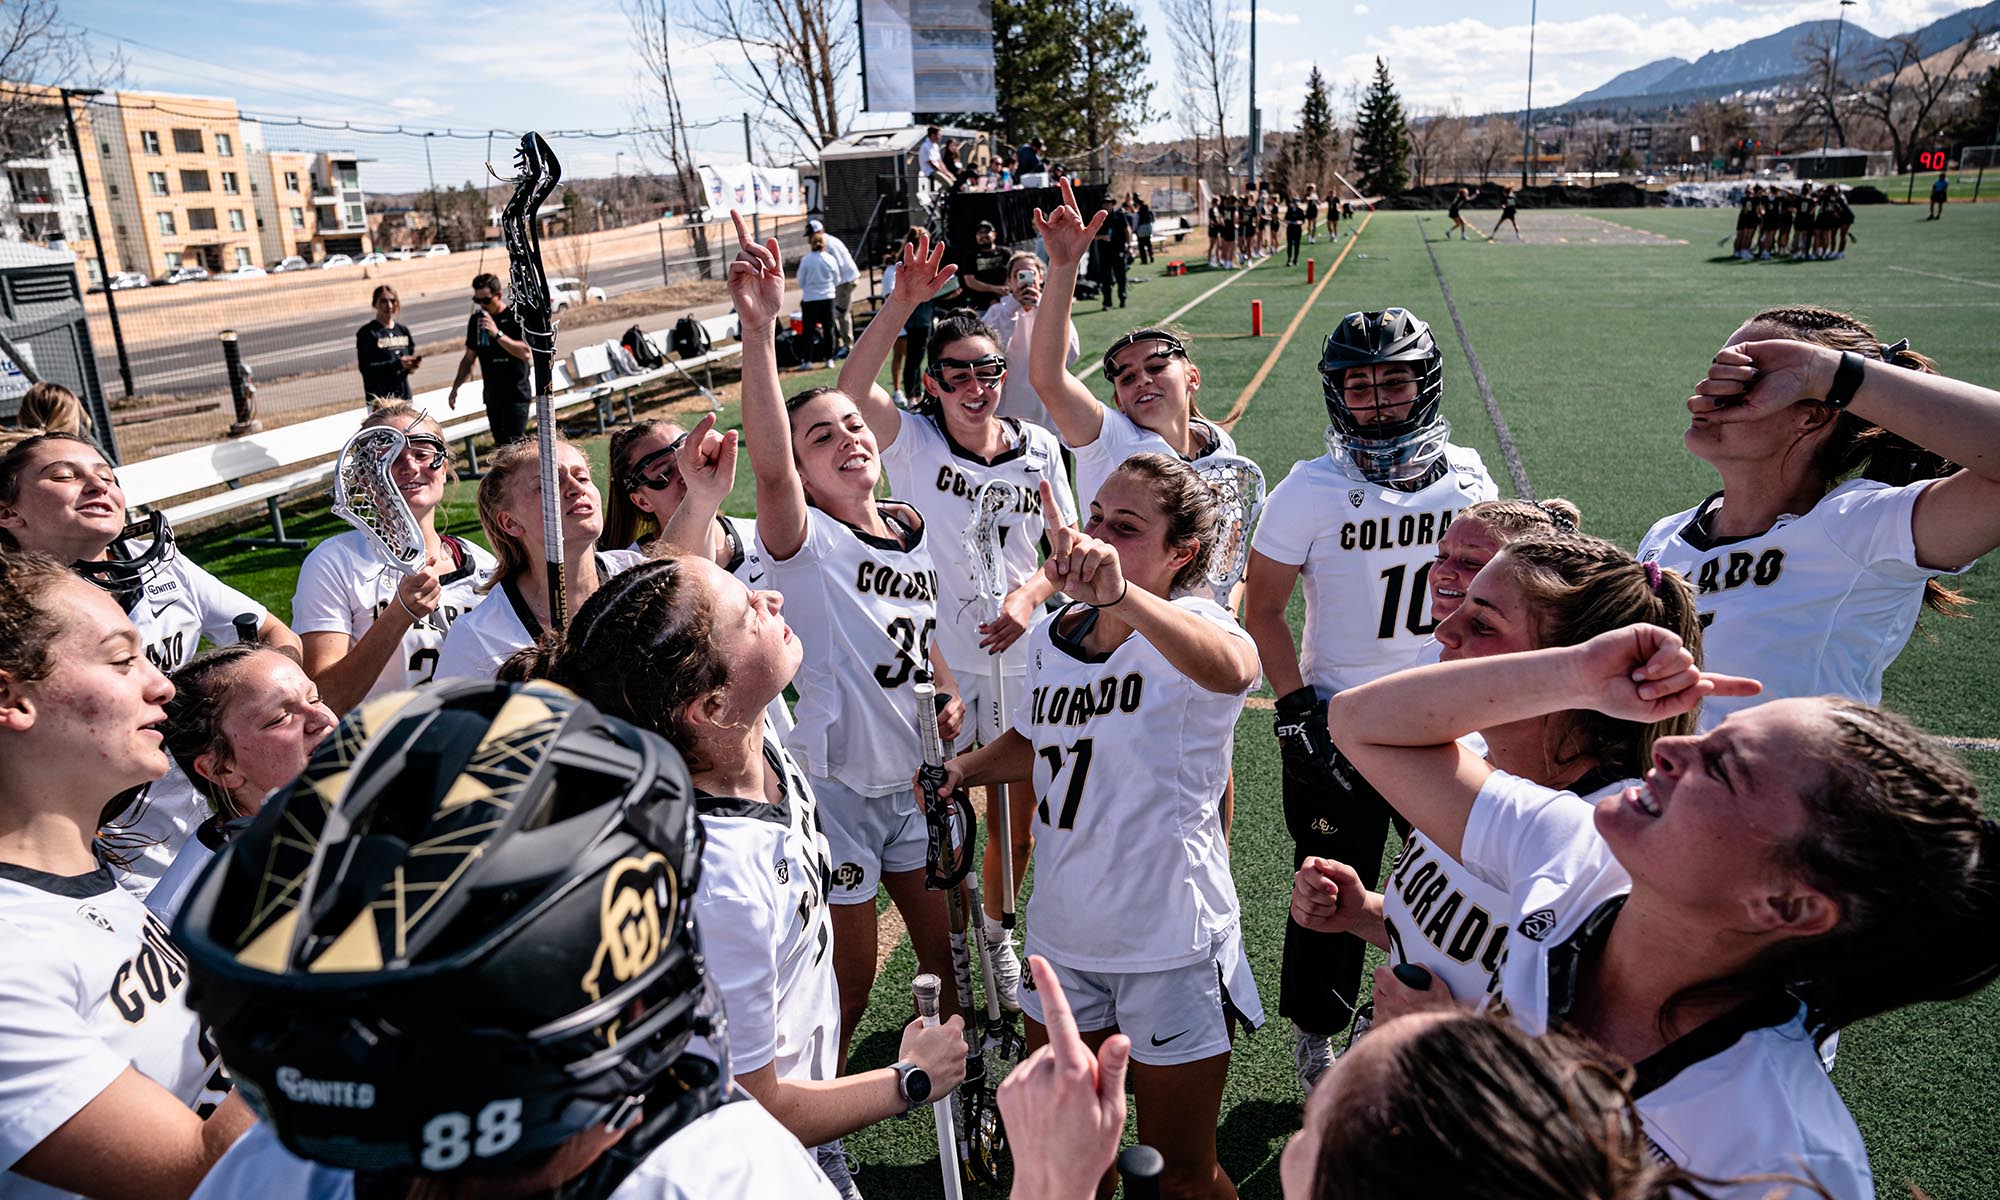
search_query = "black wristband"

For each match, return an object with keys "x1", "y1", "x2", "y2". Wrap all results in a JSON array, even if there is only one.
[
  {"x1": 1824, "y1": 350, "x2": 1867, "y2": 410},
  {"x1": 1088, "y1": 579, "x2": 1130, "y2": 609}
]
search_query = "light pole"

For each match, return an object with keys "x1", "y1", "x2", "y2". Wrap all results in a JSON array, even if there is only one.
[
  {"x1": 1820, "y1": 0, "x2": 1857, "y2": 157},
  {"x1": 423, "y1": 132, "x2": 444, "y2": 248},
  {"x1": 1521, "y1": 0, "x2": 1538, "y2": 189},
  {"x1": 1248, "y1": 2, "x2": 1260, "y2": 187},
  {"x1": 59, "y1": 87, "x2": 133, "y2": 400},
  {"x1": 614, "y1": 151, "x2": 625, "y2": 225}
]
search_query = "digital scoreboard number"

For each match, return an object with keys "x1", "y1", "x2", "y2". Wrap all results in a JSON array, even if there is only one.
[{"x1": 1916, "y1": 149, "x2": 1949, "y2": 171}]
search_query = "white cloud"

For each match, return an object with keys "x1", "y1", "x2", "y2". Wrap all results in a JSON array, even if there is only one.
[{"x1": 1354, "y1": 2, "x2": 1369, "y2": 11}]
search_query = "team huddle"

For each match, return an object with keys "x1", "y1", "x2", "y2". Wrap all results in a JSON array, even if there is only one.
[{"x1": 2, "y1": 181, "x2": 1998, "y2": 1200}]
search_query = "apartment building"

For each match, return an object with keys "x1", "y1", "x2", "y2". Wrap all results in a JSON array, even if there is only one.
[
  {"x1": 244, "y1": 143, "x2": 372, "y2": 262},
  {"x1": 0, "y1": 85, "x2": 124, "y2": 287},
  {"x1": 90, "y1": 91, "x2": 263, "y2": 276}
]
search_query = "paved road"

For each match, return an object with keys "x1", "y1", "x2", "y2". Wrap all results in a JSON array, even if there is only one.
[{"x1": 97, "y1": 228, "x2": 809, "y2": 404}]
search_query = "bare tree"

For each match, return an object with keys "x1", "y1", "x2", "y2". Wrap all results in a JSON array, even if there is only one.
[
  {"x1": 0, "y1": 2, "x2": 122, "y2": 155},
  {"x1": 626, "y1": 0, "x2": 713, "y2": 276},
  {"x1": 1408, "y1": 106, "x2": 1468, "y2": 186},
  {"x1": 1848, "y1": 27, "x2": 1994, "y2": 173},
  {"x1": 1794, "y1": 26, "x2": 1855, "y2": 150},
  {"x1": 1471, "y1": 116, "x2": 1519, "y2": 183},
  {"x1": 679, "y1": 0, "x2": 853, "y2": 160},
  {"x1": 1161, "y1": 0, "x2": 1240, "y2": 190}
]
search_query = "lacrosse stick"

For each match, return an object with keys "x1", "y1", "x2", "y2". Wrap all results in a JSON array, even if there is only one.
[
  {"x1": 499, "y1": 132, "x2": 565, "y2": 631},
  {"x1": 331, "y1": 425, "x2": 427, "y2": 574},
  {"x1": 1191, "y1": 454, "x2": 1266, "y2": 605},
  {"x1": 965, "y1": 479, "x2": 1018, "y2": 930},
  {"x1": 913, "y1": 973, "x2": 964, "y2": 1200},
  {"x1": 914, "y1": 676, "x2": 1013, "y2": 1185}
]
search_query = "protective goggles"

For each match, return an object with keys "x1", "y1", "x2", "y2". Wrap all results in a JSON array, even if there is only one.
[
  {"x1": 399, "y1": 432, "x2": 450, "y2": 471},
  {"x1": 624, "y1": 433, "x2": 690, "y2": 492},
  {"x1": 1101, "y1": 329, "x2": 1189, "y2": 385},
  {"x1": 919, "y1": 763, "x2": 977, "y2": 891},
  {"x1": 926, "y1": 354, "x2": 1007, "y2": 394}
]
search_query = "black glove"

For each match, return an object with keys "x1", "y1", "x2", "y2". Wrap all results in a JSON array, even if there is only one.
[{"x1": 1273, "y1": 687, "x2": 1341, "y2": 782}]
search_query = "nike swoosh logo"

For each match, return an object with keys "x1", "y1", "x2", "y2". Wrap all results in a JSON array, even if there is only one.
[{"x1": 1149, "y1": 1029, "x2": 1189, "y2": 1047}]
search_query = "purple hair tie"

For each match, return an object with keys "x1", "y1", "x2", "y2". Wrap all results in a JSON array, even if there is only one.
[{"x1": 1644, "y1": 561, "x2": 1663, "y2": 593}]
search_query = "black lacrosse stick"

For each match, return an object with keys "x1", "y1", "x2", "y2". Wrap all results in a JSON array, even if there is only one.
[
  {"x1": 919, "y1": 765, "x2": 977, "y2": 892},
  {"x1": 499, "y1": 132, "x2": 565, "y2": 631}
]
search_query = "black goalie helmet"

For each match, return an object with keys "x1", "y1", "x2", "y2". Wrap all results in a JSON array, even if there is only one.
[
  {"x1": 73, "y1": 510, "x2": 177, "y2": 613},
  {"x1": 1318, "y1": 308, "x2": 1449, "y2": 485},
  {"x1": 174, "y1": 679, "x2": 718, "y2": 1176}
]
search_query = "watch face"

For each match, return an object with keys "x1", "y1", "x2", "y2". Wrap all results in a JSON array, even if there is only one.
[{"x1": 902, "y1": 1065, "x2": 932, "y2": 1106}]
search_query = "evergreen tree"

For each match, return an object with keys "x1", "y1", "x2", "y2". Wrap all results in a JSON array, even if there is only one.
[
  {"x1": 1352, "y1": 57, "x2": 1411, "y2": 197},
  {"x1": 1297, "y1": 64, "x2": 1337, "y2": 191}
]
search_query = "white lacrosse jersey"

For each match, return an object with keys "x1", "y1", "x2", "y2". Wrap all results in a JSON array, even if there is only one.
[
  {"x1": 1379, "y1": 770, "x2": 1627, "y2": 1005},
  {"x1": 110, "y1": 547, "x2": 269, "y2": 895},
  {"x1": 189, "y1": 1097, "x2": 840, "y2": 1200},
  {"x1": 432, "y1": 550, "x2": 646, "y2": 683},
  {"x1": 1251, "y1": 446, "x2": 1497, "y2": 695},
  {"x1": 1070, "y1": 406, "x2": 1236, "y2": 518},
  {"x1": 881, "y1": 412, "x2": 1077, "y2": 677},
  {"x1": 291, "y1": 531, "x2": 497, "y2": 701},
  {"x1": 763, "y1": 505, "x2": 940, "y2": 797},
  {"x1": 1461, "y1": 771, "x2": 1871, "y2": 1200},
  {"x1": 1016, "y1": 598, "x2": 1254, "y2": 971},
  {"x1": 0, "y1": 862, "x2": 222, "y2": 1200},
  {"x1": 690, "y1": 738, "x2": 836, "y2": 1082},
  {"x1": 1636, "y1": 480, "x2": 1959, "y2": 730}
]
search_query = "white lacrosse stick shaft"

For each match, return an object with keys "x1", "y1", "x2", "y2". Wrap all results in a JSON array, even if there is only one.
[{"x1": 914, "y1": 973, "x2": 965, "y2": 1200}]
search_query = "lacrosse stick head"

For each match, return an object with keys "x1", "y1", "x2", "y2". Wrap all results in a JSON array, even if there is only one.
[
  {"x1": 1192, "y1": 454, "x2": 1266, "y2": 593},
  {"x1": 965, "y1": 479, "x2": 1015, "y2": 611},
  {"x1": 332, "y1": 425, "x2": 426, "y2": 573}
]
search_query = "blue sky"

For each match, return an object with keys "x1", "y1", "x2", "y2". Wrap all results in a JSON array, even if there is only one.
[{"x1": 63, "y1": 0, "x2": 1972, "y2": 192}]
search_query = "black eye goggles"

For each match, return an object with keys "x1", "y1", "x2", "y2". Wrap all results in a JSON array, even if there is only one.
[
  {"x1": 926, "y1": 354, "x2": 1007, "y2": 394},
  {"x1": 624, "y1": 432, "x2": 690, "y2": 492},
  {"x1": 1101, "y1": 329, "x2": 1189, "y2": 382}
]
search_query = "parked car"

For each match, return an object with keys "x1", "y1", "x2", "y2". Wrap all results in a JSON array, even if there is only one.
[
  {"x1": 106, "y1": 271, "x2": 150, "y2": 291},
  {"x1": 315, "y1": 254, "x2": 354, "y2": 270},
  {"x1": 268, "y1": 256, "x2": 308, "y2": 273},
  {"x1": 423, "y1": 243, "x2": 451, "y2": 257},
  {"x1": 216, "y1": 265, "x2": 268, "y2": 281},
  {"x1": 356, "y1": 252, "x2": 389, "y2": 267},
  {"x1": 155, "y1": 266, "x2": 210, "y2": 285},
  {"x1": 548, "y1": 276, "x2": 608, "y2": 312}
]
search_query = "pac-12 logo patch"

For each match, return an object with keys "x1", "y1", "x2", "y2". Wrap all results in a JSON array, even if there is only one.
[
  {"x1": 833, "y1": 862, "x2": 865, "y2": 891},
  {"x1": 1348, "y1": 489, "x2": 1365, "y2": 508},
  {"x1": 775, "y1": 856, "x2": 790, "y2": 885},
  {"x1": 76, "y1": 904, "x2": 113, "y2": 931},
  {"x1": 1517, "y1": 908, "x2": 1559, "y2": 941}
]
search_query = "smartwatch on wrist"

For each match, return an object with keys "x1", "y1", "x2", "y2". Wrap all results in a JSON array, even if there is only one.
[
  {"x1": 891, "y1": 1060, "x2": 932, "y2": 1109},
  {"x1": 1824, "y1": 350, "x2": 1867, "y2": 410}
]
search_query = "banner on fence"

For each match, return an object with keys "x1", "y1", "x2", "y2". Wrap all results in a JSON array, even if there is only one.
[{"x1": 697, "y1": 163, "x2": 806, "y2": 217}]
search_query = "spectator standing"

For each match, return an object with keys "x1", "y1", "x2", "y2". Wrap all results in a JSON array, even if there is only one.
[
  {"x1": 916, "y1": 124, "x2": 954, "y2": 196},
  {"x1": 809, "y1": 219, "x2": 862, "y2": 358},
  {"x1": 1284, "y1": 194, "x2": 1306, "y2": 266},
  {"x1": 797, "y1": 230, "x2": 840, "y2": 369},
  {"x1": 1305, "y1": 184, "x2": 1321, "y2": 242},
  {"x1": 1015, "y1": 136, "x2": 1045, "y2": 182},
  {"x1": 986, "y1": 251, "x2": 1078, "y2": 432},
  {"x1": 447, "y1": 273, "x2": 533, "y2": 446},
  {"x1": 1134, "y1": 197, "x2": 1156, "y2": 264},
  {"x1": 1928, "y1": 171, "x2": 1948, "y2": 219},
  {"x1": 958, "y1": 219, "x2": 1012, "y2": 313},
  {"x1": 1093, "y1": 199, "x2": 1131, "y2": 309},
  {"x1": 354, "y1": 284, "x2": 419, "y2": 403}
]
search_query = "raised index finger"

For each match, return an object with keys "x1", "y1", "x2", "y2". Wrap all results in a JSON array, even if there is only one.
[
  {"x1": 731, "y1": 209, "x2": 753, "y2": 251},
  {"x1": 1038, "y1": 478, "x2": 1070, "y2": 535},
  {"x1": 1025, "y1": 955, "x2": 1090, "y2": 1068}
]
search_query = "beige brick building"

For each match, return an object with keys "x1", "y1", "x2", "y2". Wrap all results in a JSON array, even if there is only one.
[{"x1": 91, "y1": 91, "x2": 264, "y2": 276}]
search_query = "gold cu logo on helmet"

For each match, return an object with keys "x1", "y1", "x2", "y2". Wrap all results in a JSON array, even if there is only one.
[{"x1": 582, "y1": 852, "x2": 678, "y2": 1002}]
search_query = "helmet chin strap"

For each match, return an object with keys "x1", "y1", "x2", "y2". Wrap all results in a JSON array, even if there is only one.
[{"x1": 71, "y1": 512, "x2": 177, "y2": 613}]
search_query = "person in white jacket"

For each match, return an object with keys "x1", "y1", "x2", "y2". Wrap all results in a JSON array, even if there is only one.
[
  {"x1": 984, "y1": 252, "x2": 1077, "y2": 434},
  {"x1": 796, "y1": 232, "x2": 841, "y2": 369},
  {"x1": 808, "y1": 220, "x2": 862, "y2": 356}
]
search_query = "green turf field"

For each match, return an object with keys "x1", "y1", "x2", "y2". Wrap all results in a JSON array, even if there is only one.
[{"x1": 187, "y1": 202, "x2": 1999, "y2": 1198}]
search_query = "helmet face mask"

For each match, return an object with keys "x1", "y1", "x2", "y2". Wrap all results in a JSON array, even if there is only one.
[
  {"x1": 1318, "y1": 308, "x2": 1449, "y2": 485},
  {"x1": 174, "y1": 680, "x2": 719, "y2": 1176}
]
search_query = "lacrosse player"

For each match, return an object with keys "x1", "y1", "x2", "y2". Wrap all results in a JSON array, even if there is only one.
[
  {"x1": 0, "y1": 432, "x2": 301, "y2": 897},
  {"x1": 1030, "y1": 181, "x2": 1239, "y2": 515},
  {"x1": 938, "y1": 459, "x2": 1262, "y2": 1200},
  {"x1": 506, "y1": 556, "x2": 969, "y2": 1196},
  {"x1": 727, "y1": 213, "x2": 968, "y2": 1060},
  {"x1": 835, "y1": 233, "x2": 1078, "y2": 1010},
  {"x1": 293, "y1": 405, "x2": 496, "y2": 712},
  {"x1": 1239, "y1": 308, "x2": 1497, "y2": 1093},
  {"x1": 432, "y1": 437, "x2": 644, "y2": 683},
  {"x1": 1637, "y1": 308, "x2": 2000, "y2": 730}
]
